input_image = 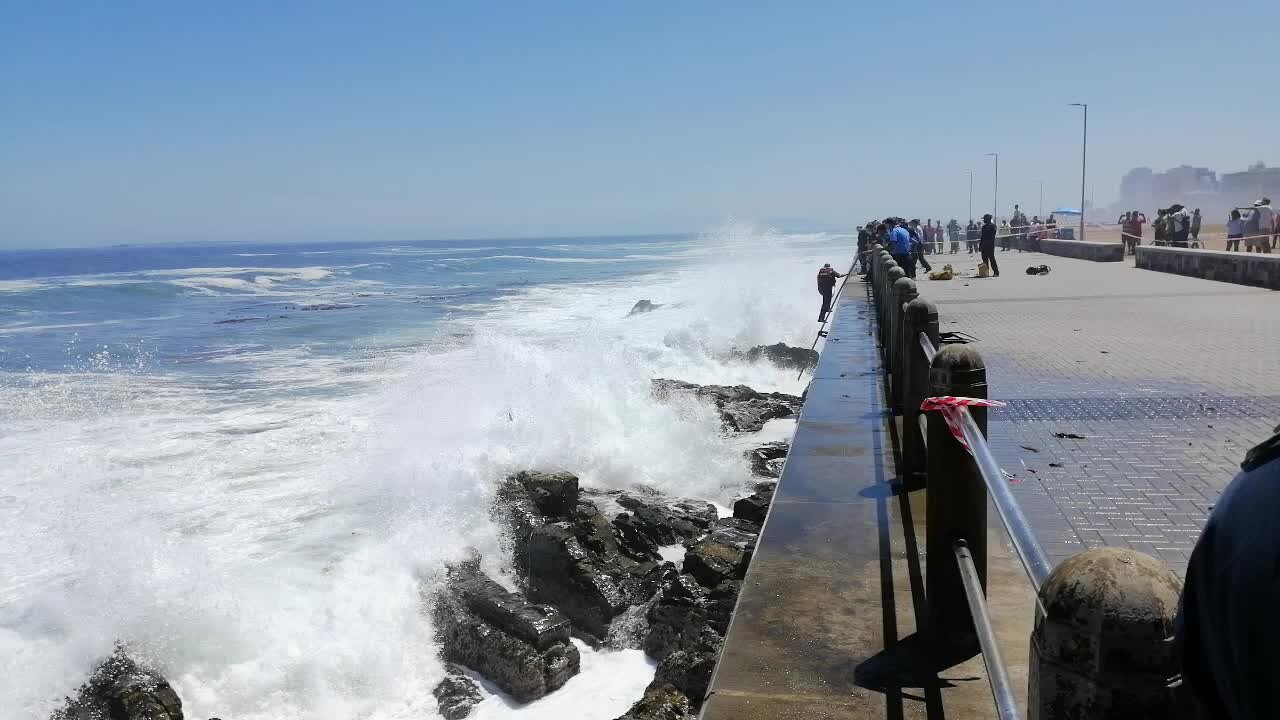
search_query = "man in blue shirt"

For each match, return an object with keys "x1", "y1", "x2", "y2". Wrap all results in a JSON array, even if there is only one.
[{"x1": 889, "y1": 219, "x2": 915, "y2": 278}]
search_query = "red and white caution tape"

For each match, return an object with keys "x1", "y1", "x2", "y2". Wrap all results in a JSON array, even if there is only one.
[{"x1": 920, "y1": 396, "x2": 1007, "y2": 455}]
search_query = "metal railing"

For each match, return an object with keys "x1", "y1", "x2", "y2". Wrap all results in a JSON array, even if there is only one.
[{"x1": 863, "y1": 241, "x2": 1185, "y2": 720}]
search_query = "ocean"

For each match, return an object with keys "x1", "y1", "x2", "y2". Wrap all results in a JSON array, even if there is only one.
[{"x1": 0, "y1": 224, "x2": 851, "y2": 719}]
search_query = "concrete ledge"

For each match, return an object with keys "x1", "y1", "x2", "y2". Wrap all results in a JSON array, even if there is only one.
[
  {"x1": 1141, "y1": 243, "x2": 1280, "y2": 288},
  {"x1": 1136, "y1": 245, "x2": 1280, "y2": 290},
  {"x1": 1034, "y1": 238, "x2": 1125, "y2": 262}
]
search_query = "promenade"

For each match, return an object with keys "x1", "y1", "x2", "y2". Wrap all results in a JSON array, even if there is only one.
[
  {"x1": 703, "y1": 249, "x2": 1276, "y2": 719},
  {"x1": 919, "y1": 247, "x2": 1278, "y2": 573}
]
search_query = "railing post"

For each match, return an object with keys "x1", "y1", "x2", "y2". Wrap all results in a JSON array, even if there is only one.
[
  {"x1": 926, "y1": 344, "x2": 988, "y2": 637},
  {"x1": 879, "y1": 266, "x2": 905, "y2": 357},
  {"x1": 901, "y1": 298, "x2": 938, "y2": 483},
  {"x1": 890, "y1": 277, "x2": 918, "y2": 410},
  {"x1": 1029, "y1": 548, "x2": 1184, "y2": 720}
]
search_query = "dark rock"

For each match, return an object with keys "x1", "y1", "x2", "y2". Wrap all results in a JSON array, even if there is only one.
[
  {"x1": 213, "y1": 316, "x2": 267, "y2": 325},
  {"x1": 51, "y1": 648, "x2": 183, "y2": 720},
  {"x1": 448, "y1": 563, "x2": 572, "y2": 650},
  {"x1": 628, "y1": 300, "x2": 662, "y2": 316},
  {"x1": 613, "y1": 512, "x2": 662, "y2": 563},
  {"x1": 525, "y1": 522, "x2": 633, "y2": 641},
  {"x1": 496, "y1": 471, "x2": 580, "y2": 576},
  {"x1": 741, "y1": 343, "x2": 819, "y2": 371},
  {"x1": 432, "y1": 666, "x2": 482, "y2": 719},
  {"x1": 298, "y1": 302, "x2": 359, "y2": 311},
  {"x1": 434, "y1": 566, "x2": 580, "y2": 703},
  {"x1": 683, "y1": 518, "x2": 759, "y2": 589},
  {"x1": 615, "y1": 494, "x2": 717, "y2": 548},
  {"x1": 613, "y1": 683, "x2": 692, "y2": 720},
  {"x1": 651, "y1": 379, "x2": 802, "y2": 433},
  {"x1": 500, "y1": 471, "x2": 580, "y2": 518},
  {"x1": 746, "y1": 441, "x2": 789, "y2": 478},
  {"x1": 732, "y1": 484, "x2": 775, "y2": 525},
  {"x1": 644, "y1": 566, "x2": 709, "y2": 660},
  {"x1": 704, "y1": 579, "x2": 741, "y2": 635},
  {"x1": 650, "y1": 627, "x2": 723, "y2": 710}
]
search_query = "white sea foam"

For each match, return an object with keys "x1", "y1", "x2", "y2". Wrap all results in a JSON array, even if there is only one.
[{"x1": 0, "y1": 223, "x2": 846, "y2": 719}]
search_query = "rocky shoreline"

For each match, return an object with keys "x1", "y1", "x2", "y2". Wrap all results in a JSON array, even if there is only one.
[{"x1": 50, "y1": 345, "x2": 806, "y2": 720}]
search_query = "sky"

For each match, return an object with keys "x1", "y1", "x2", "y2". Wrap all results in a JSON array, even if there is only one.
[{"x1": 2, "y1": 1, "x2": 1278, "y2": 248}]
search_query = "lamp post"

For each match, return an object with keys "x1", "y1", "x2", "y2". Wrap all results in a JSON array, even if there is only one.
[
  {"x1": 1069, "y1": 103, "x2": 1087, "y2": 242},
  {"x1": 1038, "y1": 180, "x2": 1044, "y2": 219},
  {"x1": 967, "y1": 171, "x2": 974, "y2": 221},
  {"x1": 985, "y1": 153, "x2": 999, "y2": 221}
]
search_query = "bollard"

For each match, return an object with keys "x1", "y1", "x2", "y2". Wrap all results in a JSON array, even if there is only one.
[
  {"x1": 1029, "y1": 547, "x2": 1183, "y2": 719},
  {"x1": 880, "y1": 266, "x2": 905, "y2": 357},
  {"x1": 926, "y1": 344, "x2": 988, "y2": 637},
  {"x1": 900, "y1": 298, "x2": 938, "y2": 483},
  {"x1": 890, "y1": 277, "x2": 918, "y2": 410},
  {"x1": 874, "y1": 256, "x2": 895, "y2": 346}
]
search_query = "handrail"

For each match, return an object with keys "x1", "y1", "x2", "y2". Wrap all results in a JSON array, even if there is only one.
[
  {"x1": 918, "y1": 331, "x2": 936, "y2": 364},
  {"x1": 955, "y1": 540, "x2": 1023, "y2": 720},
  {"x1": 955, "y1": 406, "x2": 1053, "y2": 590}
]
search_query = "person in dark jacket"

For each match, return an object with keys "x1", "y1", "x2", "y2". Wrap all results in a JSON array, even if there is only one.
[
  {"x1": 979, "y1": 214, "x2": 1000, "y2": 276},
  {"x1": 816, "y1": 263, "x2": 844, "y2": 322},
  {"x1": 1177, "y1": 429, "x2": 1280, "y2": 720},
  {"x1": 965, "y1": 219, "x2": 980, "y2": 254}
]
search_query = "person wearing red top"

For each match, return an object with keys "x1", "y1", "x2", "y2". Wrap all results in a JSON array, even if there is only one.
[{"x1": 1123, "y1": 210, "x2": 1146, "y2": 255}]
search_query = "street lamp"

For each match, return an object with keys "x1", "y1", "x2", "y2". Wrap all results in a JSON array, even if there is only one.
[
  {"x1": 966, "y1": 170, "x2": 974, "y2": 221},
  {"x1": 985, "y1": 153, "x2": 999, "y2": 220},
  {"x1": 1038, "y1": 180, "x2": 1044, "y2": 218},
  {"x1": 1069, "y1": 103, "x2": 1087, "y2": 242}
]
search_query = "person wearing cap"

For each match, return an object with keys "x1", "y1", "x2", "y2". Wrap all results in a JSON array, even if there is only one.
[
  {"x1": 1177, "y1": 427, "x2": 1280, "y2": 719},
  {"x1": 1239, "y1": 199, "x2": 1274, "y2": 254},
  {"x1": 979, "y1": 213, "x2": 1000, "y2": 276},
  {"x1": 816, "y1": 263, "x2": 845, "y2": 322}
]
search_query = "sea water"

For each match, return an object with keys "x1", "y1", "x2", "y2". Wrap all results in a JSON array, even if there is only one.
[{"x1": 0, "y1": 224, "x2": 851, "y2": 719}]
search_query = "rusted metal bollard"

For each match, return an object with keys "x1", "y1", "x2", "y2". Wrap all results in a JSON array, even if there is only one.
[
  {"x1": 890, "y1": 277, "x2": 918, "y2": 410},
  {"x1": 926, "y1": 344, "x2": 988, "y2": 636},
  {"x1": 1030, "y1": 548, "x2": 1184, "y2": 720},
  {"x1": 900, "y1": 298, "x2": 938, "y2": 483}
]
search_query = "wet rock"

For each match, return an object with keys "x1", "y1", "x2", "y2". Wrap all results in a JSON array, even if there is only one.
[
  {"x1": 298, "y1": 302, "x2": 360, "y2": 311},
  {"x1": 434, "y1": 565, "x2": 580, "y2": 703},
  {"x1": 741, "y1": 343, "x2": 819, "y2": 371},
  {"x1": 650, "y1": 627, "x2": 723, "y2": 711},
  {"x1": 746, "y1": 441, "x2": 789, "y2": 478},
  {"x1": 644, "y1": 566, "x2": 710, "y2": 660},
  {"x1": 683, "y1": 518, "x2": 759, "y2": 589},
  {"x1": 615, "y1": 494, "x2": 717, "y2": 548},
  {"x1": 432, "y1": 666, "x2": 482, "y2": 720},
  {"x1": 704, "y1": 579, "x2": 741, "y2": 635},
  {"x1": 652, "y1": 380, "x2": 802, "y2": 433},
  {"x1": 613, "y1": 683, "x2": 693, "y2": 720},
  {"x1": 51, "y1": 648, "x2": 183, "y2": 720},
  {"x1": 525, "y1": 522, "x2": 633, "y2": 641},
  {"x1": 732, "y1": 484, "x2": 775, "y2": 525},
  {"x1": 508, "y1": 471, "x2": 580, "y2": 517},
  {"x1": 613, "y1": 512, "x2": 662, "y2": 563},
  {"x1": 496, "y1": 471, "x2": 580, "y2": 575},
  {"x1": 628, "y1": 300, "x2": 661, "y2": 316}
]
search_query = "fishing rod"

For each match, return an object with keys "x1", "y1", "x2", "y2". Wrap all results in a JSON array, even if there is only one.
[{"x1": 797, "y1": 254, "x2": 859, "y2": 382}]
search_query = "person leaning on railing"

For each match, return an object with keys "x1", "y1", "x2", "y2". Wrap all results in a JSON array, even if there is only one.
[{"x1": 1177, "y1": 428, "x2": 1280, "y2": 720}]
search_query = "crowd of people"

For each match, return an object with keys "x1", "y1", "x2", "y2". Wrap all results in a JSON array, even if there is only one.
[
  {"x1": 855, "y1": 214, "x2": 1001, "y2": 279},
  {"x1": 1119, "y1": 197, "x2": 1276, "y2": 254}
]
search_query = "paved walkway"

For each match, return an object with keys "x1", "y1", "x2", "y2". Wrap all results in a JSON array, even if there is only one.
[
  {"x1": 702, "y1": 287, "x2": 1034, "y2": 720},
  {"x1": 913, "y1": 247, "x2": 1280, "y2": 574}
]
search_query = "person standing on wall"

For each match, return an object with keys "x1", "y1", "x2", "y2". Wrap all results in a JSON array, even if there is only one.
[
  {"x1": 979, "y1": 213, "x2": 1000, "y2": 277},
  {"x1": 816, "y1": 263, "x2": 844, "y2": 322}
]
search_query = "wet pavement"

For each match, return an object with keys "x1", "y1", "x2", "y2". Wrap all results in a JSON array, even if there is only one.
[{"x1": 701, "y1": 286, "x2": 1035, "y2": 720}]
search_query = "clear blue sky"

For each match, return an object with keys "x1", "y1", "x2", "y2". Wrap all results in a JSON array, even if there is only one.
[{"x1": 2, "y1": 1, "x2": 1277, "y2": 248}]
